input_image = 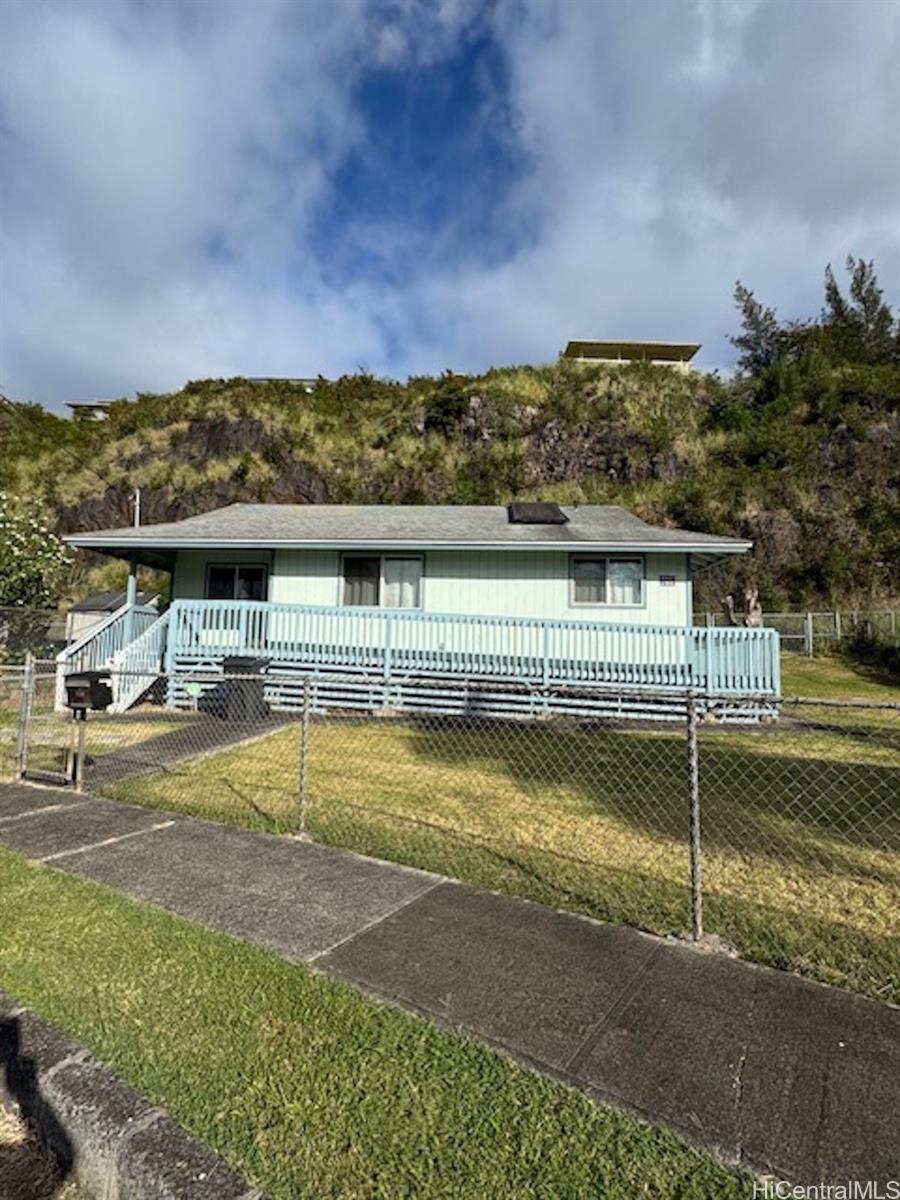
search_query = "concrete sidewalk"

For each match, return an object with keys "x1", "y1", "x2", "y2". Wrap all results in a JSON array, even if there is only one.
[{"x1": 0, "y1": 782, "x2": 897, "y2": 1187}]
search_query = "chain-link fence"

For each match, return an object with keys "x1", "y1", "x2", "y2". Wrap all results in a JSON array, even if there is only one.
[
  {"x1": 696, "y1": 608, "x2": 899, "y2": 654},
  {"x1": 4, "y1": 667, "x2": 899, "y2": 1005}
]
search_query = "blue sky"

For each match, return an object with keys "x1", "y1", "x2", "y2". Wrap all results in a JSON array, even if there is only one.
[{"x1": 1, "y1": 0, "x2": 898, "y2": 408}]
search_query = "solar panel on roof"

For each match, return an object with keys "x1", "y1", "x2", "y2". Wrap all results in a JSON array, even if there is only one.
[{"x1": 507, "y1": 502, "x2": 569, "y2": 525}]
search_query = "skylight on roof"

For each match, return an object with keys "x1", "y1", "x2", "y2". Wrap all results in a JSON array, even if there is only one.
[{"x1": 507, "y1": 502, "x2": 569, "y2": 525}]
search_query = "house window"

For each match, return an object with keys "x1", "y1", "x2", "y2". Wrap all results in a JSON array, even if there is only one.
[
  {"x1": 205, "y1": 564, "x2": 267, "y2": 601},
  {"x1": 342, "y1": 555, "x2": 423, "y2": 609},
  {"x1": 571, "y1": 556, "x2": 643, "y2": 606}
]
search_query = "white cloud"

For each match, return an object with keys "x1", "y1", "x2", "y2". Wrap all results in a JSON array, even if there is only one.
[
  {"x1": 433, "y1": 0, "x2": 900, "y2": 370},
  {"x1": 0, "y1": 0, "x2": 897, "y2": 407}
]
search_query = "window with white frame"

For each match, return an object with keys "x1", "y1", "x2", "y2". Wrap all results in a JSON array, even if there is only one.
[
  {"x1": 342, "y1": 555, "x2": 423, "y2": 608},
  {"x1": 571, "y1": 556, "x2": 643, "y2": 606}
]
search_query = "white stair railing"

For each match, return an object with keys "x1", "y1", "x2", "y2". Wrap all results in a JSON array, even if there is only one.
[
  {"x1": 109, "y1": 609, "x2": 170, "y2": 712},
  {"x1": 55, "y1": 603, "x2": 159, "y2": 711}
]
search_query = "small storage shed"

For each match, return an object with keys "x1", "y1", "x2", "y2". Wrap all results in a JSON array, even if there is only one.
[{"x1": 66, "y1": 590, "x2": 160, "y2": 644}]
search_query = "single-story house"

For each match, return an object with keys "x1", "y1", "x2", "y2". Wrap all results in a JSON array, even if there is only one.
[
  {"x1": 59, "y1": 503, "x2": 779, "y2": 716},
  {"x1": 66, "y1": 590, "x2": 160, "y2": 643}
]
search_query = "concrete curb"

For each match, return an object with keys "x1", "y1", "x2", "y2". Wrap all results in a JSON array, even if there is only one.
[{"x1": 0, "y1": 990, "x2": 262, "y2": 1200}]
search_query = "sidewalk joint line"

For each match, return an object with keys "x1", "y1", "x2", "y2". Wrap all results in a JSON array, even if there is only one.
[
  {"x1": 0, "y1": 800, "x2": 91, "y2": 825},
  {"x1": 563, "y1": 941, "x2": 664, "y2": 1076},
  {"x1": 39, "y1": 820, "x2": 176, "y2": 862},
  {"x1": 307, "y1": 878, "x2": 443, "y2": 964}
]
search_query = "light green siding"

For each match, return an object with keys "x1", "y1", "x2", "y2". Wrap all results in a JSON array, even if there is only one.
[
  {"x1": 172, "y1": 550, "x2": 273, "y2": 599},
  {"x1": 172, "y1": 548, "x2": 691, "y2": 626},
  {"x1": 270, "y1": 550, "x2": 339, "y2": 605},
  {"x1": 421, "y1": 550, "x2": 690, "y2": 625}
]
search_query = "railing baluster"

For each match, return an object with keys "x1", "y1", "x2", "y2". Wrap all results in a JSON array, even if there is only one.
[{"x1": 154, "y1": 600, "x2": 777, "y2": 699}]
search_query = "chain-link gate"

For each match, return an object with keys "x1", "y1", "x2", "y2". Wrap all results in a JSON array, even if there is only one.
[{"x1": 6, "y1": 659, "x2": 77, "y2": 786}]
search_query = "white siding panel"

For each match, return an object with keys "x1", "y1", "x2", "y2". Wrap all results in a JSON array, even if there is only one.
[{"x1": 174, "y1": 548, "x2": 691, "y2": 627}]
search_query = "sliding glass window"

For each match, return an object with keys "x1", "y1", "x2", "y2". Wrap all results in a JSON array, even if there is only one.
[{"x1": 342, "y1": 555, "x2": 423, "y2": 609}]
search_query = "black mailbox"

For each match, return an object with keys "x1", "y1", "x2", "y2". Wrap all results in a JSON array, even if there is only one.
[{"x1": 65, "y1": 671, "x2": 113, "y2": 712}]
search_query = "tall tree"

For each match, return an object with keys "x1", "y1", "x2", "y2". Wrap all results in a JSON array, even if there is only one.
[
  {"x1": 730, "y1": 282, "x2": 783, "y2": 374},
  {"x1": 822, "y1": 257, "x2": 899, "y2": 365}
]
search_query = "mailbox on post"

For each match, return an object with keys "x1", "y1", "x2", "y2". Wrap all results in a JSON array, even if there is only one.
[
  {"x1": 63, "y1": 670, "x2": 112, "y2": 790},
  {"x1": 64, "y1": 671, "x2": 113, "y2": 713}
]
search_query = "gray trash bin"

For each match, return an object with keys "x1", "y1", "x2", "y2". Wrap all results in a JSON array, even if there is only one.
[{"x1": 199, "y1": 656, "x2": 271, "y2": 720}]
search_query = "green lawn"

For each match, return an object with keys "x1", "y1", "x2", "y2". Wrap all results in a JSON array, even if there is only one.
[
  {"x1": 0, "y1": 847, "x2": 748, "y2": 1199},
  {"x1": 103, "y1": 700, "x2": 900, "y2": 1004},
  {"x1": 779, "y1": 651, "x2": 900, "y2": 701}
]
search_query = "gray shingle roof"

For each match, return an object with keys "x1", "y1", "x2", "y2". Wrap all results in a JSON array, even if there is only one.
[
  {"x1": 65, "y1": 504, "x2": 750, "y2": 553},
  {"x1": 69, "y1": 590, "x2": 159, "y2": 613}
]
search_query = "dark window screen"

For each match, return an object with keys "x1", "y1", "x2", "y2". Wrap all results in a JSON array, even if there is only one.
[
  {"x1": 342, "y1": 556, "x2": 380, "y2": 606},
  {"x1": 572, "y1": 558, "x2": 607, "y2": 604},
  {"x1": 205, "y1": 564, "x2": 267, "y2": 601},
  {"x1": 236, "y1": 566, "x2": 266, "y2": 601},
  {"x1": 207, "y1": 565, "x2": 236, "y2": 600}
]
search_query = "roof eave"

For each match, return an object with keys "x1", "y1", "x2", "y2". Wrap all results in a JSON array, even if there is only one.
[{"x1": 66, "y1": 535, "x2": 752, "y2": 556}]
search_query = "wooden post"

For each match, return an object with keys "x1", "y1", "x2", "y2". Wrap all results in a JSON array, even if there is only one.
[{"x1": 804, "y1": 611, "x2": 814, "y2": 657}]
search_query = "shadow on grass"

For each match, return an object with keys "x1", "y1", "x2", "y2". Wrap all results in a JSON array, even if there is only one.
[
  {"x1": 0, "y1": 1017, "x2": 75, "y2": 1199},
  {"x1": 399, "y1": 718, "x2": 900, "y2": 870},
  {"x1": 85, "y1": 712, "x2": 291, "y2": 787}
]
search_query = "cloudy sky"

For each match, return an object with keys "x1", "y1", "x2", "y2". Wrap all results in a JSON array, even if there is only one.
[{"x1": 1, "y1": 0, "x2": 898, "y2": 410}]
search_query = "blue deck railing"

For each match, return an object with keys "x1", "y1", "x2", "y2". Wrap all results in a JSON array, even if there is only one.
[{"x1": 165, "y1": 599, "x2": 780, "y2": 696}]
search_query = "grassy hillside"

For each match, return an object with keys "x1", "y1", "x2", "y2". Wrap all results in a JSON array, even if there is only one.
[{"x1": 2, "y1": 352, "x2": 897, "y2": 611}]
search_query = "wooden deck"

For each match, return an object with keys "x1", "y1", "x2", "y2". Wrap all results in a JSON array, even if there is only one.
[{"x1": 57, "y1": 599, "x2": 780, "y2": 719}]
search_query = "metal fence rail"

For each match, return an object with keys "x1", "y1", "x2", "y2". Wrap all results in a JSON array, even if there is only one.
[
  {"x1": 4, "y1": 667, "x2": 899, "y2": 1006},
  {"x1": 697, "y1": 608, "x2": 899, "y2": 655}
]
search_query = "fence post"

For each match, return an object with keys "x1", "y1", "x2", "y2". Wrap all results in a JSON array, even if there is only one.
[
  {"x1": 73, "y1": 712, "x2": 86, "y2": 792},
  {"x1": 685, "y1": 696, "x2": 703, "y2": 942},
  {"x1": 296, "y1": 677, "x2": 311, "y2": 836},
  {"x1": 14, "y1": 652, "x2": 35, "y2": 781},
  {"x1": 804, "y1": 611, "x2": 814, "y2": 657},
  {"x1": 834, "y1": 609, "x2": 842, "y2": 642}
]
